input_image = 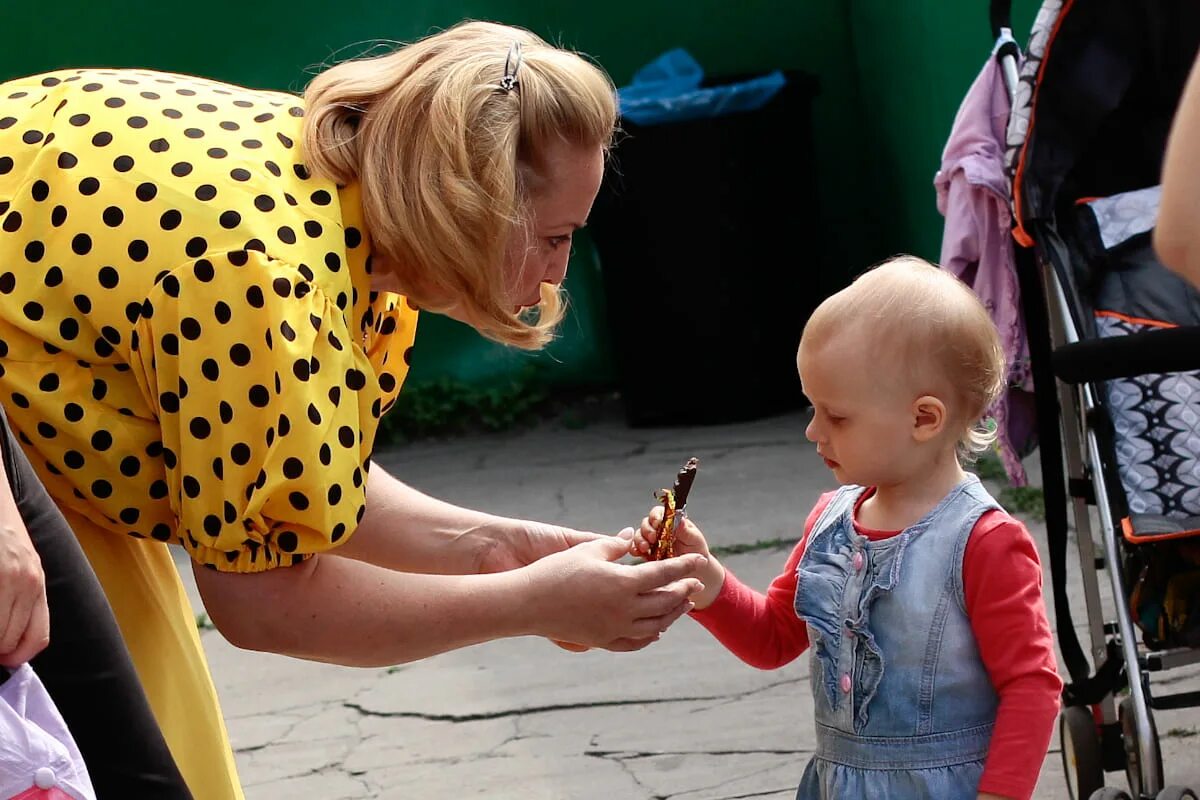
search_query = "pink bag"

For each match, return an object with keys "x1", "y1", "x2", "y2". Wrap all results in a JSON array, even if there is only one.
[{"x1": 0, "y1": 665, "x2": 95, "y2": 800}]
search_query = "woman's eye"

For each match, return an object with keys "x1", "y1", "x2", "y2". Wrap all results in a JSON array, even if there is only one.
[{"x1": 546, "y1": 235, "x2": 572, "y2": 249}]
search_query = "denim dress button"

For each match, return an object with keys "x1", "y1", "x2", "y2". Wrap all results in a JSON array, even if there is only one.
[
  {"x1": 852, "y1": 551, "x2": 864, "y2": 571},
  {"x1": 840, "y1": 673, "x2": 852, "y2": 693}
]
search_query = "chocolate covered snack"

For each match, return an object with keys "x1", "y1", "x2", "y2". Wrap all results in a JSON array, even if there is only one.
[{"x1": 651, "y1": 457, "x2": 699, "y2": 560}]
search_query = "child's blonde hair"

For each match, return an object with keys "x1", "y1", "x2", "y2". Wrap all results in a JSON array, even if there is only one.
[
  {"x1": 302, "y1": 20, "x2": 617, "y2": 349},
  {"x1": 802, "y1": 255, "x2": 1006, "y2": 460}
]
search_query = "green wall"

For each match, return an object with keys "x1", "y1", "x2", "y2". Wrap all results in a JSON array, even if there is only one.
[{"x1": 0, "y1": 1, "x2": 1039, "y2": 390}]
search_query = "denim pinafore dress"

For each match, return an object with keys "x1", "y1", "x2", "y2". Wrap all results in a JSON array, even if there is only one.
[{"x1": 794, "y1": 476, "x2": 1001, "y2": 799}]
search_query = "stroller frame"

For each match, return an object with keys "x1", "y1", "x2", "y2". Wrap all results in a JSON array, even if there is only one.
[{"x1": 990, "y1": 1, "x2": 1200, "y2": 798}]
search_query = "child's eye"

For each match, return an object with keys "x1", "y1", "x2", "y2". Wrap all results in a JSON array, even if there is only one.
[{"x1": 828, "y1": 415, "x2": 846, "y2": 425}]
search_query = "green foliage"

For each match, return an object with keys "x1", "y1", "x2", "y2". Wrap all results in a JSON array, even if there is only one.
[
  {"x1": 375, "y1": 365, "x2": 567, "y2": 443},
  {"x1": 999, "y1": 486, "x2": 1046, "y2": 521},
  {"x1": 969, "y1": 451, "x2": 1008, "y2": 482}
]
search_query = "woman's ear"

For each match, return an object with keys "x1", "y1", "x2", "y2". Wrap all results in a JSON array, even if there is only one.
[{"x1": 911, "y1": 395, "x2": 948, "y2": 442}]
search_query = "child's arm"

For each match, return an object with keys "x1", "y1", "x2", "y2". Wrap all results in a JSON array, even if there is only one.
[
  {"x1": 632, "y1": 494, "x2": 836, "y2": 669},
  {"x1": 965, "y1": 511, "x2": 1064, "y2": 800}
]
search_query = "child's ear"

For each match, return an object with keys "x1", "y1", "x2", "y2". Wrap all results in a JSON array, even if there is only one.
[{"x1": 911, "y1": 395, "x2": 947, "y2": 442}]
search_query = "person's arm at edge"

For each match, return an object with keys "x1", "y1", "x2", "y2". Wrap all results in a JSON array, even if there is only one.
[{"x1": 1155, "y1": 50, "x2": 1200, "y2": 287}]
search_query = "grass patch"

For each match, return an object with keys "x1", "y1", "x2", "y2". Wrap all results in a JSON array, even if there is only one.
[
  {"x1": 1166, "y1": 727, "x2": 1199, "y2": 739},
  {"x1": 712, "y1": 537, "x2": 800, "y2": 557},
  {"x1": 1000, "y1": 486, "x2": 1046, "y2": 521},
  {"x1": 196, "y1": 613, "x2": 215, "y2": 631}
]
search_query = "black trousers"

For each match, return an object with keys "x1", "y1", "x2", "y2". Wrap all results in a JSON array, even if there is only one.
[{"x1": 0, "y1": 407, "x2": 192, "y2": 799}]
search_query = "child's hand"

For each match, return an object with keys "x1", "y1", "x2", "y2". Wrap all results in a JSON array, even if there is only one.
[
  {"x1": 632, "y1": 507, "x2": 725, "y2": 610},
  {"x1": 631, "y1": 505, "x2": 713, "y2": 561}
]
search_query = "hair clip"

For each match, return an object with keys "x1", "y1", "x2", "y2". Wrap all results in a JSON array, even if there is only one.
[{"x1": 499, "y1": 41, "x2": 523, "y2": 93}]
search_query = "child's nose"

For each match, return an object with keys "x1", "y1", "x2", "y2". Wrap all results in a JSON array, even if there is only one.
[{"x1": 805, "y1": 416, "x2": 821, "y2": 443}]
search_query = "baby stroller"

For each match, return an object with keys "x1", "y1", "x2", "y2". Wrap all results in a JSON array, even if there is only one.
[{"x1": 974, "y1": 1, "x2": 1200, "y2": 798}]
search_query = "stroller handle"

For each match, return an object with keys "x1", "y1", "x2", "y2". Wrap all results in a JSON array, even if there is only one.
[{"x1": 990, "y1": 0, "x2": 1012, "y2": 40}]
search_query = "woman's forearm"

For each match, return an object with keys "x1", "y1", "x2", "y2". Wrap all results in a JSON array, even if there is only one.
[
  {"x1": 1157, "y1": 51, "x2": 1200, "y2": 286},
  {"x1": 196, "y1": 554, "x2": 532, "y2": 666},
  {"x1": 194, "y1": 537, "x2": 704, "y2": 666},
  {"x1": 336, "y1": 465, "x2": 510, "y2": 574}
]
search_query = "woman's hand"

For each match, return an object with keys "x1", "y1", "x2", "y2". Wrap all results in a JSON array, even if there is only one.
[
  {"x1": 475, "y1": 519, "x2": 603, "y2": 574},
  {"x1": 520, "y1": 531, "x2": 707, "y2": 652},
  {"x1": 0, "y1": 508, "x2": 49, "y2": 667}
]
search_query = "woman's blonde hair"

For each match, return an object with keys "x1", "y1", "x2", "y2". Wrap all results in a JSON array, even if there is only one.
[
  {"x1": 802, "y1": 256, "x2": 1006, "y2": 461},
  {"x1": 302, "y1": 20, "x2": 617, "y2": 348}
]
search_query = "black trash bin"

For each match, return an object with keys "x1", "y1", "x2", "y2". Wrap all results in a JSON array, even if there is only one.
[{"x1": 589, "y1": 68, "x2": 822, "y2": 427}]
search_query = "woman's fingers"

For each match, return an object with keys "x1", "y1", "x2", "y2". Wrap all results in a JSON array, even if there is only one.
[{"x1": 628, "y1": 552, "x2": 707, "y2": 592}]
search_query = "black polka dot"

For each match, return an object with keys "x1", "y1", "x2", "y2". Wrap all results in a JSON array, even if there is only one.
[
  {"x1": 120, "y1": 455, "x2": 141, "y2": 476},
  {"x1": 228, "y1": 250, "x2": 249, "y2": 267},
  {"x1": 23, "y1": 302, "x2": 44, "y2": 321},
  {"x1": 73, "y1": 294, "x2": 92, "y2": 313},
  {"x1": 271, "y1": 277, "x2": 290, "y2": 298},
  {"x1": 71, "y1": 233, "x2": 92, "y2": 255},
  {"x1": 245, "y1": 285, "x2": 264, "y2": 308},
  {"x1": 2, "y1": 212, "x2": 21, "y2": 233},
  {"x1": 197, "y1": 103, "x2": 217, "y2": 113},
  {"x1": 127, "y1": 240, "x2": 149, "y2": 261},
  {"x1": 92, "y1": 479, "x2": 113, "y2": 498},
  {"x1": 91, "y1": 430, "x2": 112, "y2": 451},
  {"x1": 159, "y1": 391, "x2": 179, "y2": 413},
  {"x1": 103, "y1": 206, "x2": 124, "y2": 226},
  {"x1": 307, "y1": 403, "x2": 322, "y2": 425},
  {"x1": 149, "y1": 480, "x2": 168, "y2": 499},
  {"x1": 345, "y1": 227, "x2": 363, "y2": 248},
  {"x1": 194, "y1": 184, "x2": 217, "y2": 201},
  {"x1": 56, "y1": 152, "x2": 77, "y2": 170},
  {"x1": 160, "y1": 210, "x2": 181, "y2": 230},
  {"x1": 185, "y1": 236, "x2": 207, "y2": 257},
  {"x1": 277, "y1": 530, "x2": 299, "y2": 552},
  {"x1": 254, "y1": 195, "x2": 275, "y2": 212},
  {"x1": 345, "y1": 369, "x2": 366, "y2": 391},
  {"x1": 201, "y1": 358, "x2": 220, "y2": 380},
  {"x1": 241, "y1": 138, "x2": 262, "y2": 150},
  {"x1": 140, "y1": 91, "x2": 160, "y2": 100},
  {"x1": 103, "y1": 97, "x2": 125, "y2": 109},
  {"x1": 50, "y1": 205, "x2": 67, "y2": 226},
  {"x1": 171, "y1": 161, "x2": 192, "y2": 177},
  {"x1": 338, "y1": 426, "x2": 355, "y2": 448},
  {"x1": 229, "y1": 343, "x2": 251, "y2": 366},
  {"x1": 292, "y1": 358, "x2": 310, "y2": 381},
  {"x1": 120, "y1": 507, "x2": 140, "y2": 524},
  {"x1": 219, "y1": 210, "x2": 240, "y2": 229},
  {"x1": 283, "y1": 458, "x2": 303, "y2": 479},
  {"x1": 150, "y1": 523, "x2": 172, "y2": 542},
  {"x1": 68, "y1": 113, "x2": 90, "y2": 126},
  {"x1": 127, "y1": 115, "x2": 148, "y2": 129},
  {"x1": 203, "y1": 515, "x2": 221, "y2": 537},
  {"x1": 98, "y1": 266, "x2": 120, "y2": 288},
  {"x1": 25, "y1": 241, "x2": 44, "y2": 263},
  {"x1": 219, "y1": 401, "x2": 233, "y2": 424},
  {"x1": 206, "y1": 147, "x2": 227, "y2": 159},
  {"x1": 254, "y1": 112, "x2": 274, "y2": 122},
  {"x1": 231, "y1": 443, "x2": 251, "y2": 465},
  {"x1": 160, "y1": 333, "x2": 179, "y2": 356},
  {"x1": 0, "y1": 156, "x2": 11, "y2": 175},
  {"x1": 264, "y1": 161, "x2": 281, "y2": 177},
  {"x1": 64, "y1": 402, "x2": 83, "y2": 421},
  {"x1": 112, "y1": 155, "x2": 135, "y2": 172},
  {"x1": 162, "y1": 109, "x2": 183, "y2": 120},
  {"x1": 22, "y1": 129, "x2": 44, "y2": 145},
  {"x1": 149, "y1": 137, "x2": 170, "y2": 153},
  {"x1": 91, "y1": 131, "x2": 113, "y2": 147},
  {"x1": 287, "y1": 492, "x2": 309, "y2": 511},
  {"x1": 214, "y1": 300, "x2": 231, "y2": 323},
  {"x1": 190, "y1": 417, "x2": 211, "y2": 439},
  {"x1": 135, "y1": 182, "x2": 158, "y2": 201},
  {"x1": 78, "y1": 177, "x2": 100, "y2": 195},
  {"x1": 230, "y1": 168, "x2": 251, "y2": 182},
  {"x1": 180, "y1": 317, "x2": 202, "y2": 340},
  {"x1": 248, "y1": 385, "x2": 269, "y2": 407}
]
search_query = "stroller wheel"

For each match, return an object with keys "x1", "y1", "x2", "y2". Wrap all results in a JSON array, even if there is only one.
[
  {"x1": 1156, "y1": 788, "x2": 1200, "y2": 800},
  {"x1": 1120, "y1": 695, "x2": 1164, "y2": 798},
  {"x1": 1089, "y1": 790, "x2": 1133, "y2": 800},
  {"x1": 1063, "y1": 705, "x2": 1105, "y2": 800}
]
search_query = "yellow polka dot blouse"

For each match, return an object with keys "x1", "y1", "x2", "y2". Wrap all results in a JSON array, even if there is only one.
[{"x1": 0, "y1": 69, "x2": 418, "y2": 572}]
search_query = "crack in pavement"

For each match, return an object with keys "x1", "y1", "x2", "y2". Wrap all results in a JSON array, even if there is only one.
[{"x1": 344, "y1": 693, "x2": 744, "y2": 723}]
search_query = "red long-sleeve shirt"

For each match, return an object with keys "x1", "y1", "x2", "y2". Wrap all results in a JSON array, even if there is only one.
[{"x1": 690, "y1": 491, "x2": 1063, "y2": 800}]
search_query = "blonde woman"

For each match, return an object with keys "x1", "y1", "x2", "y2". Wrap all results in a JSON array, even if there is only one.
[{"x1": 0, "y1": 21, "x2": 706, "y2": 798}]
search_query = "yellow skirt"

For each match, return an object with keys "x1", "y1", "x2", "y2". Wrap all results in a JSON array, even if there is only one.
[{"x1": 68, "y1": 511, "x2": 244, "y2": 800}]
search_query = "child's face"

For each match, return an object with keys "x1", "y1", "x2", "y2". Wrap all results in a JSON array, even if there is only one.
[{"x1": 798, "y1": 336, "x2": 923, "y2": 488}]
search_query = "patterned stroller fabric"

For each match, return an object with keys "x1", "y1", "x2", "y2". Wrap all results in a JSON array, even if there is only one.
[{"x1": 1075, "y1": 188, "x2": 1200, "y2": 523}]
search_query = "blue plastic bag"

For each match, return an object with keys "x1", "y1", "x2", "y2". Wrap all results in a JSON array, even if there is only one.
[{"x1": 617, "y1": 49, "x2": 786, "y2": 126}]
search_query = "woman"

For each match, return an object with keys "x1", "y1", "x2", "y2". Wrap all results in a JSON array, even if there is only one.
[{"x1": 0, "y1": 20, "x2": 706, "y2": 798}]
